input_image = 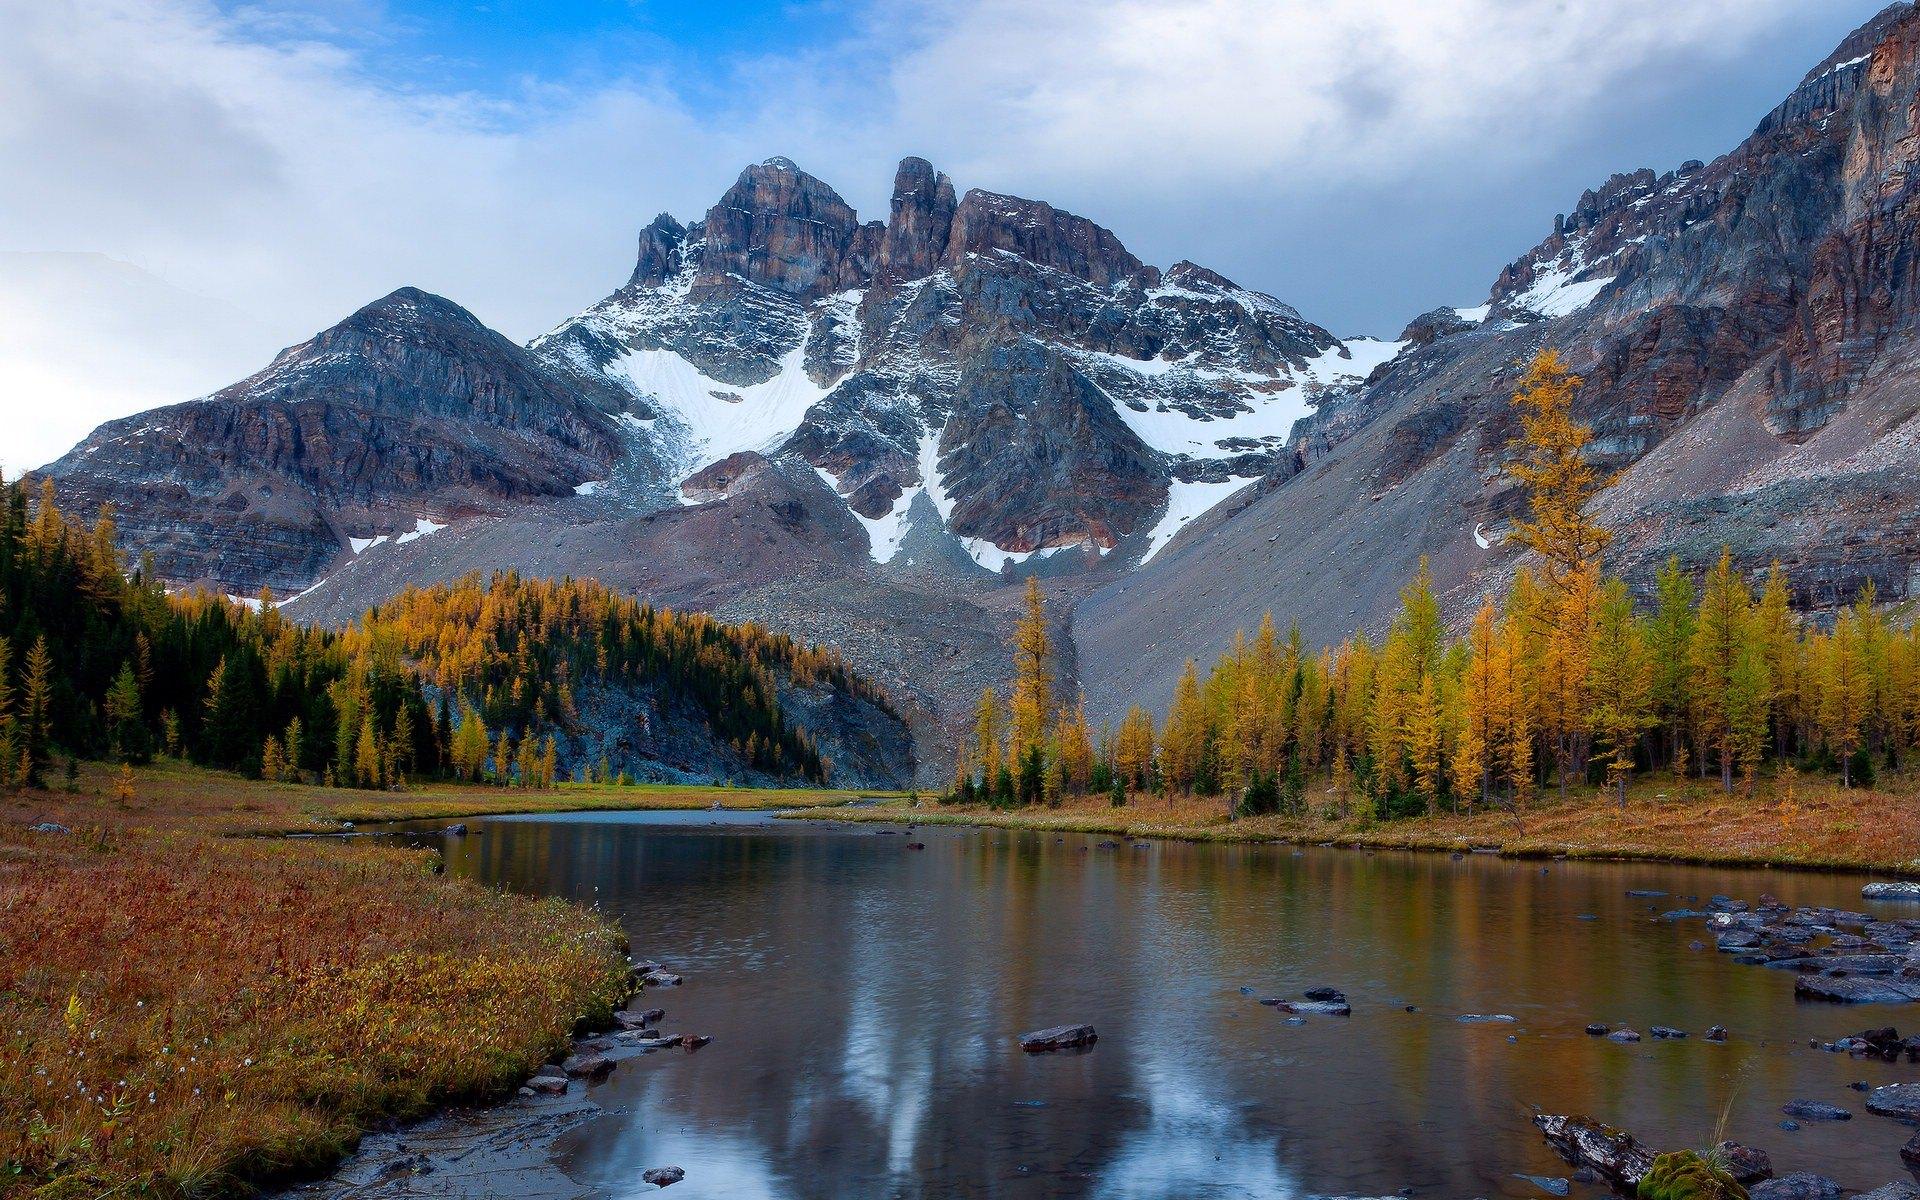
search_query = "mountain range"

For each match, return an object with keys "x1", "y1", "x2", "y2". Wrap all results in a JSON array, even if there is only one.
[{"x1": 39, "y1": 3, "x2": 1920, "y2": 782}]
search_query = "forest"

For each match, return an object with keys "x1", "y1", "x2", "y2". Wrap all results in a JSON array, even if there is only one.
[
  {"x1": 956, "y1": 350, "x2": 1918, "y2": 816},
  {"x1": 0, "y1": 480, "x2": 882, "y2": 788}
]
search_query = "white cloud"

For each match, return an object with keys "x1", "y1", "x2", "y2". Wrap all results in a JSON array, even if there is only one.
[
  {"x1": 886, "y1": 0, "x2": 1808, "y2": 191},
  {"x1": 0, "y1": 0, "x2": 1872, "y2": 473}
]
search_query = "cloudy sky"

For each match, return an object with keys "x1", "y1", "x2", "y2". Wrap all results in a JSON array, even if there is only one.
[{"x1": 0, "y1": 0, "x2": 1889, "y2": 472}]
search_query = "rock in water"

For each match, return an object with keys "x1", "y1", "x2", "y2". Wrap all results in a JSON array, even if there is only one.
[
  {"x1": 1303, "y1": 986, "x2": 1347, "y2": 1003},
  {"x1": 525, "y1": 1074, "x2": 568, "y2": 1095},
  {"x1": 1780, "y1": 1100, "x2": 1850, "y2": 1121},
  {"x1": 562, "y1": 1053, "x2": 615, "y2": 1081},
  {"x1": 1857, "y1": 1185, "x2": 1920, "y2": 1200},
  {"x1": 1019, "y1": 1024, "x2": 1097, "y2": 1052},
  {"x1": 1750, "y1": 1173, "x2": 1842, "y2": 1200},
  {"x1": 1607, "y1": 1028, "x2": 1643, "y2": 1043},
  {"x1": 1866, "y1": 882, "x2": 1920, "y2": 901},
  {"x1": 1713, "y1": 1141, "x2": 1773, "y2": 1185},
  {"x1": 1871, "y1": 1083, "x2": 1920, "y2": 1121},
  {"x1": 642, "y1": 1165, "x2": 685, "y2": 1188},
  {"x1": 1532, "y1": 1114, "x2": 1658, "y2": 1190}
]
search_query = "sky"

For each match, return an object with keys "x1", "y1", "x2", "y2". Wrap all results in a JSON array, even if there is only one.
[{"x1": 0, "y1": 0, "x2": 1893, "y2": 473}]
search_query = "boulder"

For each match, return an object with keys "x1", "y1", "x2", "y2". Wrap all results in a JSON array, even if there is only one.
[
  {"x1": 1705, "y1": 1026, "x2": 1729, "y2": 1042},
  {"x1": 28, "y1": 823, "x2": 70, "y2": 835},
  {"x1": 1651, "y1": 1026, "x2": 1688, "y2": 1039},
  {"x1": 679, "y1": 1034, "x2": 712, "y2": 1051},
  {"x1": 1779, "y1": 1100, "x2": 1850, "y2": 1121},
  {"x1": 1795, "y1": 975, "x2": 1920, "y2": 1004},
  {"x1": 444, "y1": 823, "x2": 467, "y2": 836},
  {"x1": 1750, "y1": 1173, "x2": 1841, "y2": 1200},
  {"x1": 1608, "y1": 1028, "x2": 1643, "y2": 1043},
  {"x1": 1532, "y1": 1114, "x2": 1657, "y2": 1190},
  {"x1": 1586, "y1": 1023, "x2": 1610, "y2": 1036},
  {"x1": 1266, "y1": 998, "x2": 1352, "y2": 1016},
  {"x1": 1714, "y1": 1141, "x2": 1773, "y2": 1185},
  {"x1": 1866, "y1": 882, "x2": 1920, "y2": 901},
  {"x1": 526, "y1": 1074, "x2": 568, "y2": 1095},
  {"x1": 1019, "y1": 1024, "x2": 1097, "y2": 1052},
  {"x1": 641, "y1": 971, "x2": 684, "y2": 988},
  {"x1": 562, "y1": 1053, "x2": 615, "y2": 1082},
  {"x1": 1902, "y1": 1131, "x2": 1920, "y2": 1181},
  {"x1": 1857, "y1": 1185, "x2": 1920, "y2": 1200},
  {"x1": 642, "y1": 1165, "x2": 686, "y2": 1188},
  {"x1": 1871, "y1": 1083, "x2": 1920, "y2": 1122},
  {"x1": 1303, "y1": 986, "x2": 1347, "y2": 1003}
]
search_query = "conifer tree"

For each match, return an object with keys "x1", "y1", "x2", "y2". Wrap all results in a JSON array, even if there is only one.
[
  {"x1": 1008, "y1": 578, "x2": 1053, "y2": 765},
  {"x1": 1585, "y1": 578, "x2": 1652, "y2": 807}
]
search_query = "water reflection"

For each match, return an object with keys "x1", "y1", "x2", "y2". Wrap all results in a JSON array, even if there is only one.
[{"x1": 418, "y1": 815, "x2": 1911, "y2": 1199}]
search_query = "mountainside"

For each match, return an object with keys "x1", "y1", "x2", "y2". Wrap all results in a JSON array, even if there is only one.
[
  {"x1": 42, "y1": 156, "x2": 1391, "y2": 777},
  {"x1": 41, "y1": 288, "x2": 657, "y2": 594},
  {"x1": 1080, "y1": 1, "x2": 1920, "y2": 719},
  {"x1": 34, "y1": 4, "x2": 1920, "y2": 772}
]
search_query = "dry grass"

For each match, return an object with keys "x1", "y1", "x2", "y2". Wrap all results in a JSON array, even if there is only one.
[
  {"x1": 788, "y1": 771, "x2": 1920, "y2": 873},
  {"x1": 1, "y1": 760, "x2": 902, "y2": 840},
  {"x1": 0, "y1": 763, "x2": 646, "y2": 1199}
]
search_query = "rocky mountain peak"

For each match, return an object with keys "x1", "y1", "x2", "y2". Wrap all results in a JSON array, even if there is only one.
[
  {"x1": 692, "y1": 157, "x2": 875, "y2": 301},
  {"x1": 878, "y1": 156, "x2": 957, "y2": 283},
  {"x1": 944, "y1": 188, "x2": 1150, "y2": 288},
  {"x1": 629, "y1": 213, "x2": 687, "y2": 289}
]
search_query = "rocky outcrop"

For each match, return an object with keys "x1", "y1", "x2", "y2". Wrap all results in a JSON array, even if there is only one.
[{"x1": 691, "y1": 158, "x2": 876, "y2": 302}]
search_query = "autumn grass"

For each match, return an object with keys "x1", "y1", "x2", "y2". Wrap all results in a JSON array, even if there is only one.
[
  {"x1": 3, "y1": 759, "x2": 904, "y2": 840},
  {"x1": 785, "y1": 771, "x2": 1920, "y2": 874},
  {"x1": 0, "y1": 763, "x2": 654, "y2": 1199}
]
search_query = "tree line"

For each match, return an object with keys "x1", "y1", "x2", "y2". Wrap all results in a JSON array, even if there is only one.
[
  {"x1": 954, "y1": 350, "x2": 1915, "y2": 816},
  {"x1": 0, "y1": 479, "x2": 884, "y2": 789}
]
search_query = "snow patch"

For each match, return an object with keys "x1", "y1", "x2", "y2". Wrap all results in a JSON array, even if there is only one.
[
  {"x1": 573, "y1": 479, "x2": 605, "y2": 496},
  {"x1": 349, "y1": 516, "x2": 445, "y2": 554},
  {"x1": 1142, "y1": 478, "x2": 1247, "y2": 564},
  {"x1": 1303, "y1": 337, "x2": 1408, "y2": 389},
  {"x1": 1454, "y1": 304, "x2": 1491, "y2": 324},
  {"x1": 393, "y1": 516, "x2": 446, "y2": 545},
  {"x1": 606, "y1": 344, "x2": 828, "y2": 478}
]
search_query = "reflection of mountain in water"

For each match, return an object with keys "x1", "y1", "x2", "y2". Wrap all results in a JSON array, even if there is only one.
[{"x1": 391, "y1": 814, "x2": 1898, "y2": 1199}]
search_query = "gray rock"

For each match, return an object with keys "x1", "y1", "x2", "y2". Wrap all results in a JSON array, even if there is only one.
[
  {"x1": 1871, "y1": 1083, "x2": 1920, "y2": 1121},
  {"x1": 1019, "y1": 1024, "x2": 1097, "y2": 1052},
  {"x1": 1796, "y1": 974, "x2": 1920, "y2": 1004},
  {"x1": 1750, "y1": 1172, "x2": 1842, "y2": 1200},
  {"x1": 1714, "y1": 1141, "x2": 1773, "y2": 1184},
  {"x1": 562, "y1": 1053, "x2": 614, "y2": 1081},
  {"x1": 1857, "y1": 1185, "x2": 1920, "y2": 1200},
  {"x1": 1780, "y1": 1100, "x2": 1851, "y2": 1121},
  {"x1": 525, "y1": 1075, "x2": 568, "y2": 1095},
  {"x1": 641, "y1": 970, "x2": 684, "y2": 988},
  {"x1": 642, "y1": 1165, "x2": 685, "y2": 1188},
  {"x1": 1607, "y1": 1028, "x2": 1642, "y2": 1043},
  {"x1": 1867, "y1": 882, "x2": 1920, "y2": 901},
  {"x1": 1650, "y1": 1026, "x2": 1687, "y2": 1039},
  {"x1": 1532, "y1": 1114, "x2": 1657, "y2": 1189},
  {"x1": 29, "y1": 822, "x2": 70, "y2": 834}
]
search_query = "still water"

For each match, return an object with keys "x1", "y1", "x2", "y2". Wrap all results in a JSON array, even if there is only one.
[{"x1": 417, "y1": 811, "x2": 1912, "y2": 1199}]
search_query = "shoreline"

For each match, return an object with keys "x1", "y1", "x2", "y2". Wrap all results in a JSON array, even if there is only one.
[{"x1": 780, "y1": 787, "x2": 1920, "y2": 879}]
